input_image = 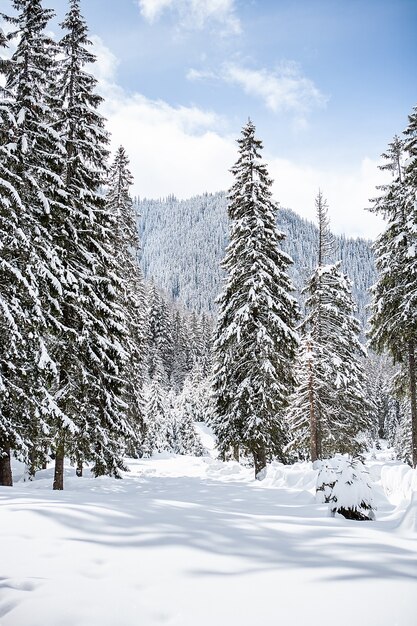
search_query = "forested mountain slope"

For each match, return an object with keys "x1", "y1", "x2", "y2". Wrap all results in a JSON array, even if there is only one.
[{"x1": 136, "y1": 192, "x2": 375, "y2": 328}]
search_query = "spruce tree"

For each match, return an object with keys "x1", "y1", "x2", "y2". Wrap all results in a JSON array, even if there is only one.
[
  {"x1": 106, "y1": 146, "x2": 147, "y2": 453},
  {"x1": 0, "y1": 0, "x2": 66, "y2": 483},
  {"x1": 288, "y1": 192, "x2": 334, "y2": 461},
  {"x1": 212, "y1": 120, "x2": 299, "y2": 477},
  {"x1": 289, "y1": 193, "x2": 370, "y2": 460},
  {"x1": 170, "y1": 309, "x2": 190, "y2": 391},
  {"x1": 369, "y1": 129, "x2": 417, "y2": 467},
  {"x1": 50, "y1": 0, "x2": 135, "y2": 487},
  {"x1": 142, "y1": 355, "x2": 171, "y2": 456},
  {"x1": 146, "y1": 283, "x2": 173, "y2": 382},
  {"x1": 0, "y1": 25, "x2": 23, "y2": 486}
]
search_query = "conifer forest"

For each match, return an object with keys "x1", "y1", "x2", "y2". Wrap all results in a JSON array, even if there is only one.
[{"x1": 0, "y1": 2, "x2": 416, "y2": 625}]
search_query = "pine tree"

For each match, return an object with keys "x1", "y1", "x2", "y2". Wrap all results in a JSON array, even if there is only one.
[
  {"x1": 106, "y1": 146, "x2": 147, "y2": 454},
  {"x1": 288, "y1": 192, "x2": 334, "y2": 461},
  {"x1": 0, "y1": 0, "x2": 66, "y2": 484},
  {"x1": 288, "y1": 192, "x2": 369, "y2": 461},
  {"x1": 289, "y1": 192, "x2": 370, "y2": 460},
  {"x1": 142, "y1": 355, "x2": 171, "y2": 456},
  {"x1": 403, "y1": 105, "x2": 417, "y2": 466},
  {"x1": 50, "y1": 0, "x2": 135, "y2": 487},
  {"x1": 393, "y1": 400, "x2": 412, "y2": 464},
  {"x1": 146, "y1": 283, "x2": 173, "y2": 381},
  {"x1": 369, "y1": 130, "x2": 417, "y2": 467},
  {"x1": 172, "y1": 397, "x2": 205, "y2": 457},
  {"x1": 170, "y1": 309, "x2": 190, "y2": 391},
  {"x1": 310, "y1": 263, "x2": 370, "y2": 456},
  {"x1": 176, "y1": 363, "x2": 213, "y2": 425},
  {"x1": 0, "y1": 24, "x2": 23, "y2": 486},
  {"x1": 212, "y1": 120, "x2": 299, "y2": 477}
]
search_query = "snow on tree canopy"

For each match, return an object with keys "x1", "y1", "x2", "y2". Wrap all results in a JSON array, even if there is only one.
[{"x1": 212, "y1": 120, "x2": 299, "y2": 478}]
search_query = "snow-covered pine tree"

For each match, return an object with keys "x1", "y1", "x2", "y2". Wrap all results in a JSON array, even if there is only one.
[
  {"x1": 212, "y1": 120, "x2": 299, "y2": 477},
  {"x1": 176, "y1": 362, "x2": 213, "y2": 425},
  {"x1": 288, "y1": 192, "x2": 334, "y2": 461},
  {"x1": 310, "y1": 263, "x2": 370, "y2": 456},
  {"x1": 50, "y1": 0, "x2": 135, "y2": 487},
  {"x1": 384, "y1": 397, "x2": 401, "y2": 447},
  {"x1": 0, "y1": 23, "x2": 23, "y2": 486},
  {"x1": 146, "y1": 282, "x2": 174, "y2": 382},
  {"x1": 287, "y1": 333, "x2": 328, "y2": 461},
  {"x1": 0, "y1": 0, "x2": 67, "y2": 484},
  {"x1": 369, "y1": 131, "x2": 417, "y2": 467},
  {"x1": 170, "y1": 309, "x2": 190, "y2": 391},
  {"x1": 106, "y1": 146, "x2": 147, "y2": 453},
  {"x1": 403, "y1": 104, "x2": 417, "y2": 466},
  {"x1": 362, "y1": 351, "x2": 398, "y2": 441},
  {"x1": 289, "y1": 192, "x2": 370, "y2": 460},
  {"x1": 172, "y1": 397, "x2": 205, "y2": 457},
  {"x1": 393, "y1": 400, "x2": 412, "y2": 464},
  {"x1": 142, "y1": 354, "x2": 171, "y2": 456}
]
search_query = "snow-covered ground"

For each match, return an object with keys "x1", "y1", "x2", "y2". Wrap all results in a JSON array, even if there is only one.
[{"x1": 1, "y1": 436, "x2": 417, "y2": 626}]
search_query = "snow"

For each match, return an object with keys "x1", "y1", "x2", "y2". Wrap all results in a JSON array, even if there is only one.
[{"x1": 1, "y1": 445, "x2": 416, "y2": 626}]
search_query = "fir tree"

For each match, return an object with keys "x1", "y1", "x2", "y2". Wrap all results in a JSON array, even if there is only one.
[
  {"x1": 0, "y1": 0, "x2": 66, "y2": 484},
  {"x1": 369, "y1": 130, "x2": 417, "y2": 467},
  {"x1": 146, "y1": 283, "x2": 173, "y2": 381},
  {"x1": 106, "y1": 146, "x2": 147, "y2": 454},
  {"x1": 50, "y1": 0, "x2": 135, "y2": 487},
  {"x1": 212, "y1": 120, "x2": 299, "y2": 478},
  {"x1": 289, "y1": 193, "x2": 370, "y2": 460},
  {"x1": 288, "y1": 192, "x2": 334, "y2": 461},
  {"x1": 142, "y1": 355, "x2": 171, "y2": 457},
  {"x1": 170, "y1": 309, "x2": 190, "y2": 391},
  {"x1": 176, "y1": 363, "x2": 213, "y2": 425}
]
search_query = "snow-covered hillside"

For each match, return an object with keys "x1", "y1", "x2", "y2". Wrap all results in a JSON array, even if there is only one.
[
  {"x1": 2, "y1": 440, "x2": 416, "y2": 626},
  {"x1": 137, "y1": 192, "x2": 375, "y2": 328}
]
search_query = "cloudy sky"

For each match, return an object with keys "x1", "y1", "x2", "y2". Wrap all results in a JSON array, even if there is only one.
[{"x1": 5, "y1": 0, "x2": 417, "y2": 237}]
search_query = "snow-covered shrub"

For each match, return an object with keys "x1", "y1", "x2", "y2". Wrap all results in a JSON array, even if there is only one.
[
  {"x1": 315, "y1": 460, "x2": 337, "y2": 503},
  {"x1": 329, "y1": 457, "x2": 376, "y2": 521}
]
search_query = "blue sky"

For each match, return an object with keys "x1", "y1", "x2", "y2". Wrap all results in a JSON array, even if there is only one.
[{"x1": 5, "y1": 0, "x2": 417, "y2": 237}]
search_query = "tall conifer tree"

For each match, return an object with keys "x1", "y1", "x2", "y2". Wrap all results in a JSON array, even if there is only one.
[
  {"x1": 50, "y1": 0, "x2": 134, "y2": 488},
  {"x1": 106, "y1": 146, "x2": 147, "y2": 450},
  {"x1": 212, "y1": 120, "x2": 299, "y2": 477},
  {"x1": 0, "y1": 0, "x2": 65, "y2": 483},
  {"x1": 289, "y1": 193, "x2": 369, "y2": 459},
  {"x1": 369, "y1": 129, "x2": 417, "y2": 467}
]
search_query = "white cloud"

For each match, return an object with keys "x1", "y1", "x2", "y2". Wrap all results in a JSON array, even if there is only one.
[
  {"x1": 188, "y1": 61, "x2": 327, "y2": 126},
  {"x1": 90, "y1": 38, "x2": 235, "y2": 198},
  {"x1": 89, "y1": 35, "x2": 119, "y2": 84},
  {"x1": 137, "y1": 0, "x2": 241, "y2": 34},
  {"x1": 267, "y1": 155, "x2": 387, "y2": 239},
  {"x1": 91, "y1": 37, "x2": 385, "y2": 239}
]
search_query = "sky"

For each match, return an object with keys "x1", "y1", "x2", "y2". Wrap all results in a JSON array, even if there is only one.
[{"x1": 2, "y1": 0, "x2": 417, "y2": 238}]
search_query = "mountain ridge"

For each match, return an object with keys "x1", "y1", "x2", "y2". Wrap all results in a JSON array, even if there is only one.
[{"x1": 136, "y1": 191, "x2": 375, "y2": 328}]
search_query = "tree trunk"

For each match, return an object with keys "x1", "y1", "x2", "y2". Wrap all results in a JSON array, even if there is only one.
[
  {"x1": 232, "y1": 444, "x2": 240, "y2": 462},
  {"x1": 408, "y1": 340, "x2": 417, "y2": 468},
  {"x1": 27, "y1": 447, "x2": 37, "y2": 481},
  {"x1": 252, "y1": 446, "x2": 267, "y2": 479},
  {"x1": 0, "y1": 445, "x2": 13, "y2": 486},
  {"x1": 53, "y1": 435, "x2": 65, "y2": 491},
  {"x1": 41, "y1": 443, "x2": 48, "y2": 470}
]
